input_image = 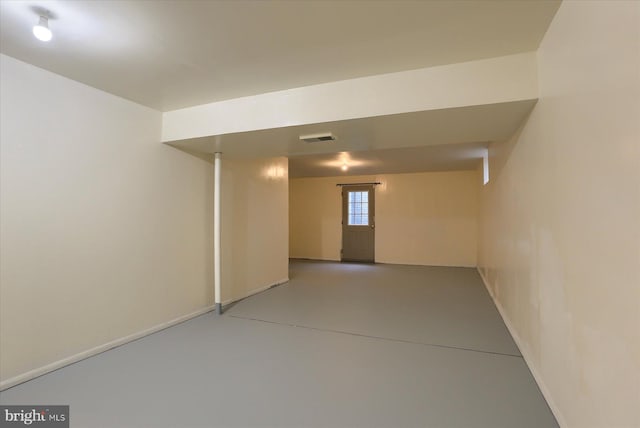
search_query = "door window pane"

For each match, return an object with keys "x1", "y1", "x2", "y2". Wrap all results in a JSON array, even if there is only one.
[{"x1": 347, "y1": 191, "x2": 369, "y2": 226}]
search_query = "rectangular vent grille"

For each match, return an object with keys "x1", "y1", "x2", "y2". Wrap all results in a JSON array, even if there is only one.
[{"x1": 299, "y1": 133, "x2": 336, "y2": 143}]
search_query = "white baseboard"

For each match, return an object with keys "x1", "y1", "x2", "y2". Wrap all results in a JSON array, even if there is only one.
[
  {"x1": 1, "y1": 278, "x2": 291, "y2": 391},
  {"x1": 289, "y1": 257, "x2": 339, "y2": 262},
  {"x1": 222, "y1": 278, "x2": 289, "y2": 306},
  {"x1": 291, "y1": 258, "x2": 475, "y2": 268},
  {"x1": 0, "y1": 305, "x2": 215, "y2": 391},
  {"x1": 476, "y1": 268, "x2": 567, "y2": 428}
]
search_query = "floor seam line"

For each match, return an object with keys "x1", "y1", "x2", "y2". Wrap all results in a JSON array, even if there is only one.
[{"x1": 226, "y1": 314, "x2": 523, "y2": 358}]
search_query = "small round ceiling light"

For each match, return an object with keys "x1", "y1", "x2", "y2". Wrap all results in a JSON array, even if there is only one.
[
  {"x1": 33, "y1": 16, "x2": 52, "y2": 42},
  {"x1": 341, "y1": 164, "x2": 349, "y2": 172}
]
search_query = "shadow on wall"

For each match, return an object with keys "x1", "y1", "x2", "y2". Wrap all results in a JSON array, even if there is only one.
[
  {"x1": 487, "y1": 105, "x2": 535, "y2": 183},
  {"x1": 166, "y1": 144, "x2": 215, "y2": 164}
]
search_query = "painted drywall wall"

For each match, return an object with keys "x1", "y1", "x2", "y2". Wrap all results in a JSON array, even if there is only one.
[
  {"x1": 377, "y1": 171, "x2": 479, "y2": 267},
  {"x1": 221, "y1": 158, "x2": 289, "y2": 303},
  {"x1": 0, "y1": 54, "x2": 213, "y2": 385},
  {"x1": 477, "y1": 2, "x2": 640, "y2": 427},
  {"x1": 290, "y1": 171, "x2": 478, "y2": 267},
  {"x1": 162, "y1": 52, "x2": 537, "y2": 142}
]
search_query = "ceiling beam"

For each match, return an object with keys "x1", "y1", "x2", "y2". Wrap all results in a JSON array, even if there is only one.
[{"x1": 162, "y1": 52, "x2": 538, "y2": 143}]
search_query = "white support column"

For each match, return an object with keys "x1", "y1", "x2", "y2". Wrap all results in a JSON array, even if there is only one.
[{"x1": 214, "y1": 152, "x2": 222, "y2": 314}]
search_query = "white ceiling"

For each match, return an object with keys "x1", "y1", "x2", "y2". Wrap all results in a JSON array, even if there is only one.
[
  {"x1": 288, "y1": 142, "x2": 488, "y2": 178},
  {"x1": 169, "y1": 100, "x2": 536, "y2": 176},
  {"x1": 0, "y1": 0, "x2": 560, "y2": 111}
]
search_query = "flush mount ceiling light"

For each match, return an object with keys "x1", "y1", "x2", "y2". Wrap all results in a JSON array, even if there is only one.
[
  {"x1": 341, "y1": 164, "x2": 349, "y2": 171},
  {"x1": 33, "y1": 15, "x2": 52, "y2": 42}
]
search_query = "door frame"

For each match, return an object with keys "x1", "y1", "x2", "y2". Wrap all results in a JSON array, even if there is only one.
[{"x1": 340, "y1": 184, "x2": 375, "y2": 263}]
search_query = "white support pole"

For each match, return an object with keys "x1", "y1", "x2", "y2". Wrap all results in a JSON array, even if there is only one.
[{"x1": 214, "y1": 152, "x2": 222, "y2": 314}]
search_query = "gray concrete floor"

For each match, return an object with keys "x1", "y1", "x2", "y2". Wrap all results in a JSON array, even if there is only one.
[{"x1": 0, "y1": 260, "x2": 558, "y2": 427}]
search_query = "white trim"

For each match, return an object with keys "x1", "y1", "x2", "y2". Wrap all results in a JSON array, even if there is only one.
[
  {"x1": 222, "y1": 278, "x2": 289, "y2": 306},
  {"x1": 289, "y1": 257, "x2": 339, "y2": 262},
  {"x1": 0, "y1": 305, "x2": 215, "y2": 391},
  {"x1": 1, "y1": 277, "x2": 290, "y2": 391},
  {"x1": 375, "y1": 260, "x2": 477, "y2": 268},
  {"x1": 476, "y1": 268, "x2": 567, "y2": 428}
]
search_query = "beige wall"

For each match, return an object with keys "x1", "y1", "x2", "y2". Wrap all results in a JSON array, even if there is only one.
[
  {"x1": 0, "y1": 55, "x2": 213, "y2": 385},
  {"x1": 477, "y1": 2, "x2": 640, "y2": 427},
  {"x1": 290, "y1": 171, "x2": 478, "y2": 267},
  {"x1": 222, "y1": 158, "x2": 289, "y2": 303}
]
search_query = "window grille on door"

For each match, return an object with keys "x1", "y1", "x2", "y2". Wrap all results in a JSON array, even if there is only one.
[{"x1": 347, "y1": 191, "x2": 369, "y2": 226}]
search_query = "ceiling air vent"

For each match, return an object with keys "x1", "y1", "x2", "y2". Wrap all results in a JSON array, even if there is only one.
[{"x1": 299, "y1": 132, "x2": 336, "y2": 143}]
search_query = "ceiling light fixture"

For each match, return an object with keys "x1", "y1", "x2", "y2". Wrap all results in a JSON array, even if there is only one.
[
  {"x1": 33, "y1": 15, "x2": 52, "y2": 42},
  {"x1": 341, "y1": 164, "x2": 349, "y2": 171}
]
